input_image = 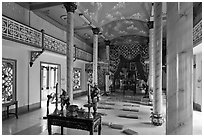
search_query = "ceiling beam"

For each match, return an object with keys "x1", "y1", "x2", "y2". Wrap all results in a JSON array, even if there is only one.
[
  {"x1": 74, "y1": 26, "x2": 92, "y2": 31},
  {"x1": 30, "y1": 2, "x2": 63, "y2": 10}
]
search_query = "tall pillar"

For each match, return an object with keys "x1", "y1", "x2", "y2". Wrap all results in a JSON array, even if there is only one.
[
  {"x1": 64, "y1": 2, "x2": 77, "y2": 104},
  {"x1": 148, "y1": 3, "x2": 155, "y2": 102},
  {"x1": 92, "y1": 28, "x2": 100, "y2": 85},
  {"x1": 166, "y1": 2, "x2": 193, "y2": 134},
  {"x1": 105, "y1": 40, "x2": 110, "y2": 64},
  {"x1": 151, "y1": 2, "x2": 164, "y2": 126},
  {"x1": 105, "y1": 40, "x2": 110, "y2": 94}
]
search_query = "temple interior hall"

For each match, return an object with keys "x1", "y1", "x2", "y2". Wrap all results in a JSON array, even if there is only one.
[{"x1": 1, "y1": 2, "x2": 202, "y2": 135}]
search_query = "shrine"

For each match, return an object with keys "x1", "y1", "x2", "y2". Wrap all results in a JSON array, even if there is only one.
[{"x1": 1, "y1": 2, "x2": 202, "y2": 135}]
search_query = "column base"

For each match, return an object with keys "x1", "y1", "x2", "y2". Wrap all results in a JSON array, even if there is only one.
[{"x1": 150, "y1": 112, "x2": 164, "y2": 126}]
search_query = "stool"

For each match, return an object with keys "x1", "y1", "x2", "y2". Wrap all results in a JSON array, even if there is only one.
[{"x1": 2, "y1": 101, "x2": 18, "y2": 119}]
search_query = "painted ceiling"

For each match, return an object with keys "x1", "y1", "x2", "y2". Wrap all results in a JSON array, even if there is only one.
[
  {"x1": 17, "y1": 2, "x2": 160, "y2": 47},
  {"x1": 76, "y1": 2, "x2": 151, "y2": 46}
]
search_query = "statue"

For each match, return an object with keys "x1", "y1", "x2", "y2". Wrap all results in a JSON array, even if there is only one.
[
  {"x1": 60, "y1": 89, "x2": 70, "y2": 111},
  {"x1": 90, "y1": 83, "x2": 100, "y2": 115}
]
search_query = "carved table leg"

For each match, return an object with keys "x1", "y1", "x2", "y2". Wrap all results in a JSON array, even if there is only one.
[
  {"x1": 90, "y1": 124, "x2": 94, "y2": 135},
  {"x1": 61, "y1": 126, "x2": 63, "y2": 135},
  {"x1": 48, "y1": 120, "x2": 52, "y2": 135},
  {"x1": 98, "y1": 119, "x2": 102, "y2": 135}
]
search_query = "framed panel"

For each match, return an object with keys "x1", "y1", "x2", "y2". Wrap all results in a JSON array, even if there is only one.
[
  {"x1": 73, "y1": 68, "x2": 82, "y2": 91},
  {"x1": 2, "y1": 58, "x2": 17, "y2": 104}
]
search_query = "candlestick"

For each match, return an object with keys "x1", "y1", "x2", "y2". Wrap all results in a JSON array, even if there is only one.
[{"x1": 87, "y1": 83, "x2": 91, "y2": 104}]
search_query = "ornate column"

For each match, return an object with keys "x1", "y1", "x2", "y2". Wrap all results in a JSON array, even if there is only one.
[
  {"x1": 148, "y1": 3, "x2": 155, "y2": 102},
  {"x1": 64, "y1": 2, "x2": 77, "y2": 104},
  {"x1": 166, "y1": 2, "x2": 193, "y2": 134},
  {"x1": 105, "y1": 40, "x2": 110, "y2": 64},
  {"x1": 92, "y1": 27, "x2": 100, "y2": 85},
  {"x1": 151, "y1": 2, "x2": 164, "y2": 126}
]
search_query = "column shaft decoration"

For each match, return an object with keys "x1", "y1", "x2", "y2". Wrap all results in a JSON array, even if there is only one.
[
  {"x1": 105, "y1": 40, "x2": 110, "y2": 64},
  {"x1": 64, "y1": 2, "x2": 77, "y2": 104},
  {"x1": 148, "y1": 18, "x2": 155, "y2": 102},
  {"x1": 151, "y1": 2, "x2": 164, "y2": 126},
  {"x1": 92, "y1": 27, "x2": 100, "y2": 85},
  {"x1": 105, "y1": 40, "x2": 110, "y2": 95}
]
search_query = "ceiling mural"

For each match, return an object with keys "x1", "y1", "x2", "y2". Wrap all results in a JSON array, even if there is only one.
[
  {"x1": 77, "y1": 2, "x2": 151, "y2": 41},
  {"x1": 78, "y1": 2, "x2": 151, "y2": 26},
  {"x1": 17, "y1": 2, "x2": 153, "y2": 47}
]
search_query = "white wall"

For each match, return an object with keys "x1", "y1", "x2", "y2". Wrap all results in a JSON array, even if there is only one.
[
  {"x1": 2, "y1": 39, "x2": 90, "y2": 108},
  {"x1": 2, "y1": 39, "x2": 30, "y2": 108},
  {"x1": 194, "y1": 52, "x2": 202, "y2": 109},
  {"x1": 29, "y1": 51, "x2": 90, "y2": 105},
  {"x1": 193, "y1": 44, "x2": 202, "y2": 111},
  {"x1": 73, "y1": 60, "x2": 89, "y2": 93},
  {"x1": 29, "y1": 51, "x2": 66, "y2": 105}
]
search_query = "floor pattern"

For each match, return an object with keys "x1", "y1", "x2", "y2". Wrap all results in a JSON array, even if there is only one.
[{"x1": 2, "y1": 90, "x2": 202, "y2": 135}]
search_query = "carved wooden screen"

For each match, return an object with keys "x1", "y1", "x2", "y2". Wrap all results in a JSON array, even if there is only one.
[
  {"x1": 2, "y1": 58, "x2": 16, "y2": 104},
  {"x1": 73, "y1": 68, "x2": 81, "y2": 91}
]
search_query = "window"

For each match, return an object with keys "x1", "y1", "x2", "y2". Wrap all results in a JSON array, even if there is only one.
[
  {"x1": 73, "y1": 68, "x2": 81, "y2": 91},
  {"x1": 2, "y1": 58, "x2": 16, "y2": 104}
]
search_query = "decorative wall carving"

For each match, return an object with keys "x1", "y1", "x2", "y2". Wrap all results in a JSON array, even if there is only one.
[
  {"x1": 110, "y1": 36, "x2": 149, "y2": 76},
  {"x1": 73, "y1": 68, "x2": 81, "y2": 91},
  {"x1": 2, "y1": 58, "x2": 16, "y2": 104}
]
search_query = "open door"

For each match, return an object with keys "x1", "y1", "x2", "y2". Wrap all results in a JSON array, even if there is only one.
[{"x1": 40, "y1": 62, "x2": 61, "y2": 108}]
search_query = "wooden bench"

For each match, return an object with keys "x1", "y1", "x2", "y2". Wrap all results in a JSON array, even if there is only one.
[{"x1": 2, "y1": 101, "x2": 18, "y2": 119}]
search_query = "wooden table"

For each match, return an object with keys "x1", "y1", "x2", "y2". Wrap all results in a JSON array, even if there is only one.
[{"x1": 47, "y1": 110, "x2": 102, "y2": 135}]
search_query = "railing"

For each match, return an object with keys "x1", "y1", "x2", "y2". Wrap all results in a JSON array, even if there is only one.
[
  {"x1": 2, "y1": 15, "x2": 93, "y2": 62},
  {"x1": 2, "y1": 16, "x2": 42, "y2": 47},
  {"x1": 193, "y1": 20, "x2": 202, "y2": 46},
  {"x1": 44, "y1": 34, "x2": 66, "y2": 54}
]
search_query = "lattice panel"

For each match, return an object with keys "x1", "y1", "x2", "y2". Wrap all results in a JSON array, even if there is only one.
[
  {"x1": 2, "y1": 59, "x2": 16, "y2": 103},
  {"x1": 2, "y1": 16, "x2": 42, "y2": 47},
  {"x1": 87, "y1": 71, "x2": 93, "y2": 84},
  {"x1": 73, "y1": 68, "x2": 81, "y2": 90}
]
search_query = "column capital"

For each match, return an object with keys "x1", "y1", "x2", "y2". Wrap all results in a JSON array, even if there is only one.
[
  {"x1": 104, "y1": 40, "x2": 111, "y2": 46},
  {"x1": 92, "y1": 27, "x2": 100, "y2": 35},
  {"x1": 64, "y1": 2, "x2": 77, "y2": 13}
]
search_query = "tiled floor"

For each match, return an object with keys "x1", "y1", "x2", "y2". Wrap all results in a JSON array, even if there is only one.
[{"x1": 2, "y1": 91, "x2": 202, "y2": 135}]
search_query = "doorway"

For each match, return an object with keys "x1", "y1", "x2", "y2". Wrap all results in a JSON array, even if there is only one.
[{"x1": 40, "y1": 62, "x2": 61, "y2": 108}]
